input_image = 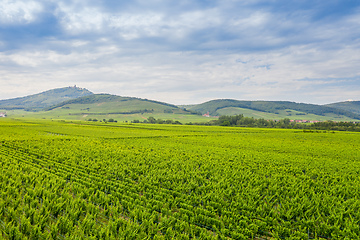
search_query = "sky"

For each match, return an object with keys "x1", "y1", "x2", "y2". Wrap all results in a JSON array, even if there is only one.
[{"x1": 1, "y1": 0, "x2": 360, "y2": 105}]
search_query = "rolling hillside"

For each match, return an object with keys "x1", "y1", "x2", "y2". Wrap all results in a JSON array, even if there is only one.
[
  {"x1": 326, "y1": 101, "x2": 360, "y2": 115},
  {"x1": 5, "y1": 93, "x2": 205, "y2": 123},
  {"x1": 187, "y1": 99, "x2": 360, "y2": 121},
  {"x1": 45, "y1": 94, "x2": 184, "y2": 114},
  {"x1": 0, "y1": 86, "x2": 93, "y2": 111},
  {"x1": 2, "y1": 86, "x2": 360, "y2": 122}
]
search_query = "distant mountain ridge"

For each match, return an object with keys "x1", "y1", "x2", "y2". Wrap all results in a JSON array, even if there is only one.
[
  {"x1": 45, "y1": 93, "x2": 179, "y2": 111},
  {"x1": 43, "y1": 93, "x2": 191, "y2": 115},
  {"x1": 1, "y1": 86, "x2": 360, "y2": 121},
  {"x1": 326, "y1": 101, "x2": 360, "y2": 115},
  {"x1": 187, "y1": 99, "x2": 360, "y2": 120},
  {"x1": 0, "y1": 86, "x2": 93, "y2": 111},
  {"x1": 37, "y1": 93, "x2": 196, "y2": 120}
]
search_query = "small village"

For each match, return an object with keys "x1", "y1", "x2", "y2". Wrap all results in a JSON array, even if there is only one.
[{"x1": 290, "y1": 119, "x2": 321, "y2": 123}]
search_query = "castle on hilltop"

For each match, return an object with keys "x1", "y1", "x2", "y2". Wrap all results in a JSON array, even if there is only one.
[{"x1": 70, "y1": 85, "x2": 84, "y2": 90}]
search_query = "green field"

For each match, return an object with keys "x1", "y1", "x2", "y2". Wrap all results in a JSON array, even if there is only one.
[
  {"x1": 0, "y1": 93, "x2": 210, "y2": 123},
  {"x1": 2, "y1": 93, "x2": 360, "y2": 123},
  {"x1": 188, "y1": 99, "x2": 360, "y2": 122},
  {"x1": 0, "y1": 109, "x2": 208, "y2": 124},
  {"x1": 217, "y1": 107, "x2": 359, "y2": 121},
  {"x1": 1, "y1": 119, "x2": 360, "y2": 239}
]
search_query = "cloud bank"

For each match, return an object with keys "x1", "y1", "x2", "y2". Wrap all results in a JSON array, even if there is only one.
[{"x1": 1, "y1": 0, "x2": 360, "y2": 104}]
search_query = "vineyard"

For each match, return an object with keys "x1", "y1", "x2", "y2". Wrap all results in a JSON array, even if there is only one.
[{"x1": 0, "y1": 119, "x2": 360, "y2": 239}]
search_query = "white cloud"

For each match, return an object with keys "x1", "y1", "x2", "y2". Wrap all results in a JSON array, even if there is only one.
[
  {"x1": 174, "y1": 9, "x2": 222, "y2": 28},
  {"x1": 0, "y1": 0, "x2": 43, "y2": 24},
  {"x1": 55, "y1": 4, "x2": 223, "y2": 41},
  {"x1": 1, "y1": 1, "x2": 360, "y2": 105},
  {"x1": 56, "y1": 5, "x2": 105, "y2": 34},
  {"x1": 1, "y1": 39, "x2": 360, "y2": 105},
  {"x1": 232, "y1": 11, "x2": 270, "y2": 28},
  {"x1": 108, "y1": 12, "x2": 164, "y2": 40}
]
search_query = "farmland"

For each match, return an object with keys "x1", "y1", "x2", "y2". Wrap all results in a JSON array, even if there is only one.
[{"x1": 0, "y1": 119, "x2": 360, "y2": 239}]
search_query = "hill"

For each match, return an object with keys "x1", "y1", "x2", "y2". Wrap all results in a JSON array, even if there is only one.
[
  {"x1": 45, "y1": 94, "x2": 179, "y2": 111},
  {"x1": 2, "y1": 86, "x2": 360, "y2": 122},
  {"x1": 187, "y1": 99, "x2": 360, "y2": 121},
  {"x1": 0, "y1": 86, "x2": 93, "y2": 111},
  {"x1": 6, "y1": 93, "x2": 205, "y2": 123},
  {"x1": 325, "y1": 101, "x2": 360, "y2": 115}
]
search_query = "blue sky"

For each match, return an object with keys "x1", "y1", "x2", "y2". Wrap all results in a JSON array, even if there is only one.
[{"x1": 1, "y1": 0, "x2": 360, "y2": 104}]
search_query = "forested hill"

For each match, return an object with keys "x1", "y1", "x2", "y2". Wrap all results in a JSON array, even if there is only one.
[
  {"x1": 325, "y1": 101, "x2": 360, "y2": 115},
  {"x1": 44, "y1": 93, "x2": 193, "y2": 115},
  {"x1": 2, "y1": 86, "x2": 360, "y2": 121},
  {"x1": 46, "y1": 94, "x2": 179, "y2": 110},
  {"x1": 0, "y1": 86, "x2": 93, "y2": 111},
  {"x1": 187, "y1": 99, "x2": 360, "y2": 120}
]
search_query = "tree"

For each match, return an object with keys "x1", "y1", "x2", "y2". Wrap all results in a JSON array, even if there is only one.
[
  {"x1": 156, "y1": 119, "x2": 164, "y2": 124},
  {"x1": 221, "y1": 120, "x2": 231, "y2": 126},
  {"x1": 148, "y1": 117, "x2": 156, "y2": 123},
  {"x1": 165, "y1": 119, "x2": 174, "y2": 124}
]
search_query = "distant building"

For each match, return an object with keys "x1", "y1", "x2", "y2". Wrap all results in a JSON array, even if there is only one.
[
  {"x1": 294, "y1": 120, "x2": 309, "y2": 123},
  {"x1": 203, "y1": 112, "x2": 210, "y2": 117},
  {"x1": 0, "y1": 112, "x2": 6, "y2": 117}
]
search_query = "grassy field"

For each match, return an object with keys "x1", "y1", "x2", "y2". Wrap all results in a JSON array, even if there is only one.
[
  {"x1": 1, "y1": 118, "x2": 360, "y2": 239},
  {"x1": 0, "y1": 94, "x2": 210, "y2": 123},
  {"x1": 217, "y1": 107, "x2": 359, "y2": 121},
  {"x1": 4, "y1": 106, "x2": 356, "y2": 124},
  {"x1": 2, "y1": 103, "x2": 358, "y2": 123},
  {"x1": 0, "y1": 108, "x2": 209, "y2": 123}
]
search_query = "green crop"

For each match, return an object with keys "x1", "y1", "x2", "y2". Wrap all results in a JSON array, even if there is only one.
[{"x1": 0, "y1": 119, "x2": 360, "y2": 239}]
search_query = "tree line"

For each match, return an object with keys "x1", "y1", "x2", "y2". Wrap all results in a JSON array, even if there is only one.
[
  {"x1": 132, "y1": 115, "x2": 360, "y2": 132},
  {"x1": 209, "y1": 115, "x2": 360, "y2": 131}
]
